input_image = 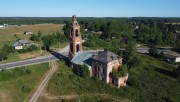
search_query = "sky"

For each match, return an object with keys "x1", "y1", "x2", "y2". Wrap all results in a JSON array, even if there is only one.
[{"x1": 0, "y1": 0, "x2": 180, "y2": 17}]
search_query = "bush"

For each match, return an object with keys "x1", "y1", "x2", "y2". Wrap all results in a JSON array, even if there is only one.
[
  {"x1": 22, "y1": 84, "x2": 31, "y2": 93},
  {"x1": 149, "y1": 47, "x2": 158, "y2": 57},
  {"x1": 17, "y1": 45, "x2": 39, "y2": 53},
  {"x1": 0, "y1": 51, "x2": 8, "y2": 61},
  {"x1": 26, "y1": 69, "x2": 32, "y2": 75},
  {"x1": 79, "y1": 64, "x2": 90, "y2": 78},
  {"x1": 112, "y1": 64, "x2": 128, "y2": 77},
  {"x1": 174, "y1": 65, "x2": 180, "y2": 79},
  {"x1": 119, "y1": 64, "x2": 128, "y2": 76}
]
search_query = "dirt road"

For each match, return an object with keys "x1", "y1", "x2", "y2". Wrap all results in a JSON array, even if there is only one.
[{"x1": 29, "y1": 61, "x2": 58, "y2": 102}]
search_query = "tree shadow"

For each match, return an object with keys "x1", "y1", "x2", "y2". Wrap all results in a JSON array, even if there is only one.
[
  {"x1": 149, "y1": 66, "x2": 176, "y2": 79},
  {"x1": 48, "y1": 49, "x2": 70, "y2": 66}
]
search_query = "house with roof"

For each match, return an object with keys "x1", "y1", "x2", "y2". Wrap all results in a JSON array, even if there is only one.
[
  {"x1": 24, "y1": 31, "x2": 33, "y2": 35},
  {"x1": 13, "y1": 39, "x2": 31, "y2": 50},
  {"x1": 164, "y1": 52, "x2": 180, "y2": 62},
  {"x1": 69, "y1": 15, "x2": 128, "y2": 88}
]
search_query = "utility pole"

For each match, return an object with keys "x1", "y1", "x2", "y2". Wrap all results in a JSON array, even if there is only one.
[
  {"x1": 49, "y1": 57, "x2": 50, "y2": 67},
  {"x1": 40, "y1": 44, "x2": 42, "y2": 54},
  {"x1": 59, "y1": 39, "x2": 61, "y2": 49}
]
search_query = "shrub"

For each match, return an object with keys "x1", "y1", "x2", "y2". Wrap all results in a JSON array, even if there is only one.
[
  {"x1": 26, "y1": 69, "x2": 32, "y2": 75},
  {"x1": 79, "y1": 64, "x2": 90, "y2": 78},
  {"x1": 149, "y1": 47, "x2": 158, "y2": 57},
  {"x1": 22, "y1": 84, "x2": 31, "y2": 93},
  {"x1": 112, "y1": 65, "x2": 128, "y2": 77},
  {"x1": 174, "y1": 65, "x2": 180, "y2": 81}
]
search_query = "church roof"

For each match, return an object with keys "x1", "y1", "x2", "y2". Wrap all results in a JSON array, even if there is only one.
[
  {"x1": 92, "y1": 50, "x2": 119, "y2": 64},
  {"x1": 70, "y1": 51, "x2": 99, "y2": 67}
]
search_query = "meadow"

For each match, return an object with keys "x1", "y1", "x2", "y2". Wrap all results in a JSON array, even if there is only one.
[
  {"x1": 0, "y1": 24, "x2": 64, "y2": 47},
  {"x1": 44, "y1": 54, "x2": 180, "y2": 102},
  {"x1": 0, "y1": 63, "x2": 49, "y2": 102}
]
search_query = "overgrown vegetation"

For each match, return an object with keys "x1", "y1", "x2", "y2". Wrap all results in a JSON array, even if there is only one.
[
  {"x1": 0, "y1": 44, "x2": 39, "y2": 61},
  {"x1": 0, "y1": 67, "x2": 32, "y2": 81},
  {"x1": 79, "y1": 64, "x2": 90, "y2": 78},
  {"x1": 174, "y1": 65, "x2": 180, "y2": 81},
  {"x1": 47, "y1": 56, "x2": 180, "y2": 102},
  {"x1": 112, "y1": 65, "x2": 128, "y2": 77},
  {"x1": 0, "y1": 63, "x2": 49, "y2": 102},
  {"x1": 41, "y1": 31, "x2": 68, "y2": 50}
]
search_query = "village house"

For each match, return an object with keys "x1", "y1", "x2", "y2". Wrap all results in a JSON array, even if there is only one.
[
  {"x1": 24, "y1": 31, "x2": 33, "y2": 35},
  {"x1": 13, "y1": 39, "x2": 31, "y2": 50},
  {"x1": 0, "y1": 24, "x2": 8, "y2": 28},
  {"x1": 69, "y1": 15, "x2": 128, "y2": 88},
  {"x1": 164, "y1": 52, "x2": 180, "y2": 62}
]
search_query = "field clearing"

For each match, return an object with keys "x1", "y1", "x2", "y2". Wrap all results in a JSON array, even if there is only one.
[
  {"x1": 0, "y1": 24, "x2": 64, "y2": 35},
  {"x1": 0, "y1": 24, "x2": 65, "y2": 47},
  {"x1": 0, "y1": 63, "x2": 50, "y2": 102}
]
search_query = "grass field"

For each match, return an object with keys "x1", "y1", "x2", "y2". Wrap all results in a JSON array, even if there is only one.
[
  {"x1": 0, "y1": 23, "x2": 68, "y2": 64},
  {"x1": 0, "y1": 24, "x2": 64, "y2": 47},
  {"x1": 45, "y1": 54, "x2": 180, "y2": 102},
  {"x1": 0, "y1": 63, "x2": 50, "y2": 102},
  {"x1": 45, "y1": 61, "x2": 128, "y2": 102}
]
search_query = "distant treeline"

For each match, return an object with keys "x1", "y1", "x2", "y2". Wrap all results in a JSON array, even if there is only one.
[
  {"x1": 0, "y1": 17, "x2": 69, "y2": 25},
  {"x1": 0, "y1": 17, "x2": 180, "y2": 25}
]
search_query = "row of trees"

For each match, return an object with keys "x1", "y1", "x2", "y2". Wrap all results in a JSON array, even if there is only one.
[
  {"x1": 0, "y1": 44, "x2": 38, "y2": 61},
  {"x1": 0, "y1": 17, "x2": 68, "y2": 25},
  {"x1": 41, "y1": 31, "x2": 68, "y2": 50},
  {"x1": 30, "y1": 30, "x2": 68, "y2": 51},
  {"x1": 62, "y1": 17, "x2": 180, "y2": 50},
  {"x1": 135, "y1": 21, "x2": 180, "y2": 48}
]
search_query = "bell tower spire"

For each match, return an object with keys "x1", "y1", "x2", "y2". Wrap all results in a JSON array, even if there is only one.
[{"x1": 69, "y1": 15, "x2": 83, "y2": 59}]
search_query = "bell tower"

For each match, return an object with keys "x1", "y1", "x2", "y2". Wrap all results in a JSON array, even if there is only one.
[{"x1": 69, "y1": 15, "x2": 83, "y2": 59}]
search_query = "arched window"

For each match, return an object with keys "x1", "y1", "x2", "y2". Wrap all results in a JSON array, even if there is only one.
[
  {"x1": 70, "y1": 43, "x2": 73, "y2": 52},
  {"x1": 71, "y1": 28, "x2": 73, "y2": 37},
  {"x1": 75, "y1": 29, "x2": 78, "y2": 37},
  {"x1": 76, "y1": 44, "x2": 80, "y2": 52}
]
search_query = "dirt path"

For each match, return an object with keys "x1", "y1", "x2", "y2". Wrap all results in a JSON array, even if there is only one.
[{"x1": 29, "y1": 61, "x2": 58, "y2": 102}]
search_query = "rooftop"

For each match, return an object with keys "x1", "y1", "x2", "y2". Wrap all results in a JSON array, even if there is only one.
[
  {"x1": 70, "y1": 51, "x2": 99, "y2": 68},
  {"x1": 92, "y1": 50, "x2": 119, "y2": 63}
]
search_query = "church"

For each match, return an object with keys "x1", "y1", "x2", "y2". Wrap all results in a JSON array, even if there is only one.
[{"x1": 69, "y1": 15, "x2": 128, "y2": 88}]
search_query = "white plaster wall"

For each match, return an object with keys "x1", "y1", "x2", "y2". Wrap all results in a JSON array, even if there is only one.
[
  {"x1": 15, "y1": 46, "x2": 23, "y2": 50},
  {"x1": 175, "y1": 57, "x2": 180, "y2": 62}
]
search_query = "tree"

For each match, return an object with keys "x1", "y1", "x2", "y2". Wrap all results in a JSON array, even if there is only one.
[
  {"x1": 2, "y1": 45, "x2": 15, "y2": 54},
  {"x1": 30, "y1": 34, "x2": 40, "y2": 42},
  {"x1": 174, "y1": 65, "x2": 180, "y2": 81},
  {"x1": 0, "y1": 51, "x2": 8, "y2": 61},
  {"x1": 37, "y1": 30, "x2": 42, "y2": 37},
  {"x1": 80, "y1": 64, "x2": 90, "y2": 78},
  {"x1": 124, "y1": 40, "x2": 142, "y2": 68},
  {"x1": 149, "y1": 47, "x2": 158, "y2": 57},
  {"x1": 63, "y1": 21, "x2": 70, "y2": 38}
]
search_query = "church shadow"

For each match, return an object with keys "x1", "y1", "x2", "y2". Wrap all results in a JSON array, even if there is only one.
[{"x1": 48, "y1": 49, "x2": 70, "y2": 66}]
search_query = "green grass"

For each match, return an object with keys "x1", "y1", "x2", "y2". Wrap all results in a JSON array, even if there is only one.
[
  {"x1": 0, "y1": 24, "x2": 64, "y2": 48},
  {"x1": 47, "y1": 55, "x2": 180, "y2": 102},
  {"x1": 39, "y1": 95, "x2": 118, "y2": 102},
  {"x1": 125, "y1": 54, "x2": 180, "y2": 102},
  {"x1": 0, "y1": 42, "x2": 68, "y2": 64},
  {"x1": 0, "y1": 63, "x2": 50, "y2": 102},
  {"x1": 47, "y1": 61, "x2": 128, "y2": 102},
  {"x1": 51, "y1": 42, "x2": 68, "y2": 49}
]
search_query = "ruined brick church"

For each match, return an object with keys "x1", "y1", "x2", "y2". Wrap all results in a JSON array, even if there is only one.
[{"x1": 69, "y1": 15, "x2": 128, "y2": 88}]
